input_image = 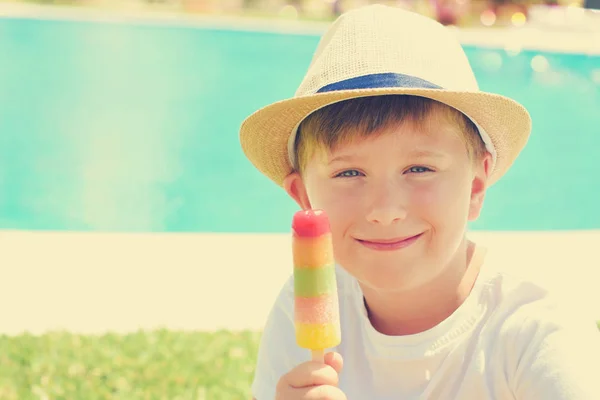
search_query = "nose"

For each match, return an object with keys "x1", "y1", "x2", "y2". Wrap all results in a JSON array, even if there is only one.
[{"x1": 365, "y1": 180, "x2": 408, "y2": 225}]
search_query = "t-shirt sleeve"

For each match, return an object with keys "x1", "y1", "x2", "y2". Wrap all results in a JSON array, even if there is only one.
[
  {"x1": 510, "y1": 308, "x2": 600, "y2": 399},
  {"x1": 251, "y1": 276, "x2": 309, "y2": 400}
]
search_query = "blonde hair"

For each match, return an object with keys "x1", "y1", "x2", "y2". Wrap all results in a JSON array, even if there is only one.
[{"x1": 293, "y1": 95, "x2": 487, "y2": 173}]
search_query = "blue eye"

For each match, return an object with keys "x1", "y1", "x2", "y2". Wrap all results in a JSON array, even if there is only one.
[
  {"x1": 335, "y1": 170, "x2": 362, "y2": 178},
  {"x1": 407, "y1": 166, "x2": 432, "y2": 174}
]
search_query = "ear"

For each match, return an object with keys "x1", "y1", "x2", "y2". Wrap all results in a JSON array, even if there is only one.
[
  {"x1": 283, "y1": 171, "x2": 312, "y2": 210},
  {"x1": 468, "y1": 153, "x2": 492, "y2": 221}
]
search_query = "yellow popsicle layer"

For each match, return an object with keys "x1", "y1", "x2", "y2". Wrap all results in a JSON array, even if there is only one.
[{"x1": 295, "y1": 321, "x2": 341, "y2": 350}]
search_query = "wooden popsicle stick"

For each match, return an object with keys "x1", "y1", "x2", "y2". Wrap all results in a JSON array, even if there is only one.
[{"x1": 311, "y1": 349, "x2": 325, "y2": 363}]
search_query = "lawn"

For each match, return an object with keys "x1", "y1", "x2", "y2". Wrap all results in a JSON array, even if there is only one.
[
  {"x1": 0, "y1": 329, "x2": 261, "y2": 400},
  {"x1": 1, "y1": 323, "x2": 599, "y2": 399}
]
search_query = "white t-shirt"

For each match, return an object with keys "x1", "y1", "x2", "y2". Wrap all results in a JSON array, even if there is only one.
[{"x1": 252, "y1": 245, "x2": 600, "y2": 399}]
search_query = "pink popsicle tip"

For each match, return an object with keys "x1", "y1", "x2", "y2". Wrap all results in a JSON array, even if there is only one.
[{"x1": 292, "y1": 209, "x2": 331, "y2": 237}]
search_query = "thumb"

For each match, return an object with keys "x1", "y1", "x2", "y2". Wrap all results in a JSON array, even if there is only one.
[{"x1": 324, "y1": 351, "x2": 344, "y2": 375}]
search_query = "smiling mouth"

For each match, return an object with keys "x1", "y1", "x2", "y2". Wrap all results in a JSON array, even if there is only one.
[{"x1": 356, "y1": 233, "x2": 423, "y2": 251}]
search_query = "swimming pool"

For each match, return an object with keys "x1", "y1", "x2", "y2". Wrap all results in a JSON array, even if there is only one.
[{"x1": 0, "y1": 13, "x2": 598, "y2": 233}]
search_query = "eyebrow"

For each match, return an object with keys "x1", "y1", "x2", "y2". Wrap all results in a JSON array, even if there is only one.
[
  {"x1": 328, "y1": 150, "x2": 448, "y2": 165},
  {"x1": 328, "y1": 154, "x2": 357, "y2": 165},
  {"x1": 409, "y1": 150, "x2": 449, "y2": 159}
]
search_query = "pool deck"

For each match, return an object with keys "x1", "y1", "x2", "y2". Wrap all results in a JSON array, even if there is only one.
[{"x1": 1, "y1": 230, "x2": 598, "y2": 335}]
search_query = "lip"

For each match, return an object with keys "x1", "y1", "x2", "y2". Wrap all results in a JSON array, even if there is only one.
[{"x1": 356, "y1": 233, "x2": 423, "y2": 251}]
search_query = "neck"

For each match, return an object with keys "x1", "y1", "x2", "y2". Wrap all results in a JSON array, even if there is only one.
[{"x1": 361, "y1": 240, "x2": 482, "y2": 336}]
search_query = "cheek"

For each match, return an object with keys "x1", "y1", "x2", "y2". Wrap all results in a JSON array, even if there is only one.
[
  {"x1": 307, "y1": 181, "x2": 359, "y2": 229},
  {"x1": 408, "y1": 178, "x2": 470, "y2": 221},
  {"x1": 309, "y1": 184, "x2": 348, "y2": 212},
  {"x1": 409, "y1": 181, "x2": 437, "y2": 206},
  {"x1": 408, "y1": 181, "x2": 446, "y2": 215},
  {"x1": 307, "y1": 173, "x2": 362, "y2": 211}
]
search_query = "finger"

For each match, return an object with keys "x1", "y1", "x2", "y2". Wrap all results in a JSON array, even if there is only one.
[
  {"x1": 298, "y1": 384, "x2": 348, "y2": 400},
  {"x1": 324, "y1": 352, "x2": 344, "y2": 375},
  {"x1": 285, "y1": 361, "x2": 340, "y2": 388},
  {"x1": 276, "y1": 383, "x2": 347, "y2": 400}
]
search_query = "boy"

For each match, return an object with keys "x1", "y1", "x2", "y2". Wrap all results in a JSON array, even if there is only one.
[{"x1": 239, "y1": 5, "x2": 600, "y2": 399}]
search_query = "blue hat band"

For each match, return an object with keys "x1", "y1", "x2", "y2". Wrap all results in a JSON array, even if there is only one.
[{"x1": 316, "y1": 72, "x2": 442, "y2": 93}]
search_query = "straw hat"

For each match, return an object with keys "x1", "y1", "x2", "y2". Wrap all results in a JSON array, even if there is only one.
[{"x1": 239, "y1": 4, "x2": 531, "y2": 187}]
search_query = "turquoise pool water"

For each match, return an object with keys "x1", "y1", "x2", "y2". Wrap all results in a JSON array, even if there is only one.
[{"x1": 0, "y1": 17, "x2": 598, "y2": 232}]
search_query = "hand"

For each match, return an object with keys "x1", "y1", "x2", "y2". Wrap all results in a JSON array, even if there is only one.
[{"x1": 276, "y1": 352, "x2": 346, "y2": 399}]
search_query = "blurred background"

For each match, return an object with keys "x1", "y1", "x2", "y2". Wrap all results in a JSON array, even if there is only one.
[
  {"x1": 1, "y1": 0, "x2": 599, "y2": 27},
  {"x1": 0, "y1": 0, "x2": 598, "y2": 399}
]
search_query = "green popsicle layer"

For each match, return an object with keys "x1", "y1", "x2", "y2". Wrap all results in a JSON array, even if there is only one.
[{"x1": 294, "y1": 264, "x2": 337, "y2": 297}]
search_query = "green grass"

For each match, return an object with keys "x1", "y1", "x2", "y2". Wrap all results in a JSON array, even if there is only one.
[
  {"x1": 0, "y1": 329, "x2": 261, "y2": 400},
  {"x1": 1, "y1": 324, "x2": 599, "y2": 399}
]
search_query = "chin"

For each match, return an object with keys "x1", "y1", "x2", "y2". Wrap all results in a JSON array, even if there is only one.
[
  {"x1": 347, "y1": 260, "x2": 420, "y2": 292},
  {"x1": 360, "y1": 276, "x2": 410, "y2": 292}
]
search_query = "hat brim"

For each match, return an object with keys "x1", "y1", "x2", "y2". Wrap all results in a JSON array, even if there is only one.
[{"x1": 239, "y1": 88, "x2": 531, "y2": 187}]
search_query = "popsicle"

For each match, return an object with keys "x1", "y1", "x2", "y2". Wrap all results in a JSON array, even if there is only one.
[{"x1": 292, "y1": 209, "x2": 341, "y2": 362}]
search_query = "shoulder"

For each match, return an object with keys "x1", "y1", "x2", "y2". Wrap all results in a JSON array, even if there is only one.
[
  {"x1": 479, "y1": 251, "x2": 598, "y2": 340},
  {"x1": 503, "y1": 297, "x2": 600, "y2": 398},
  {"x1": 476, "y1": 244, "x2": 595, "y2": 320},
  {"x1": 488, "y1": 271, "x2": 599, "y2": 352},
  {"x1": 473, "y1": 235, "x2": 598, "y2": 321},
  {"x1": 477, "y1": 250, "x2": 600, "y2": 398}
]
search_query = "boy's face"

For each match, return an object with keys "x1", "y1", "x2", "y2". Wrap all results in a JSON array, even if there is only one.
[{"x1": 284, "y1": 110, "x2": 492, "y2": 293}]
